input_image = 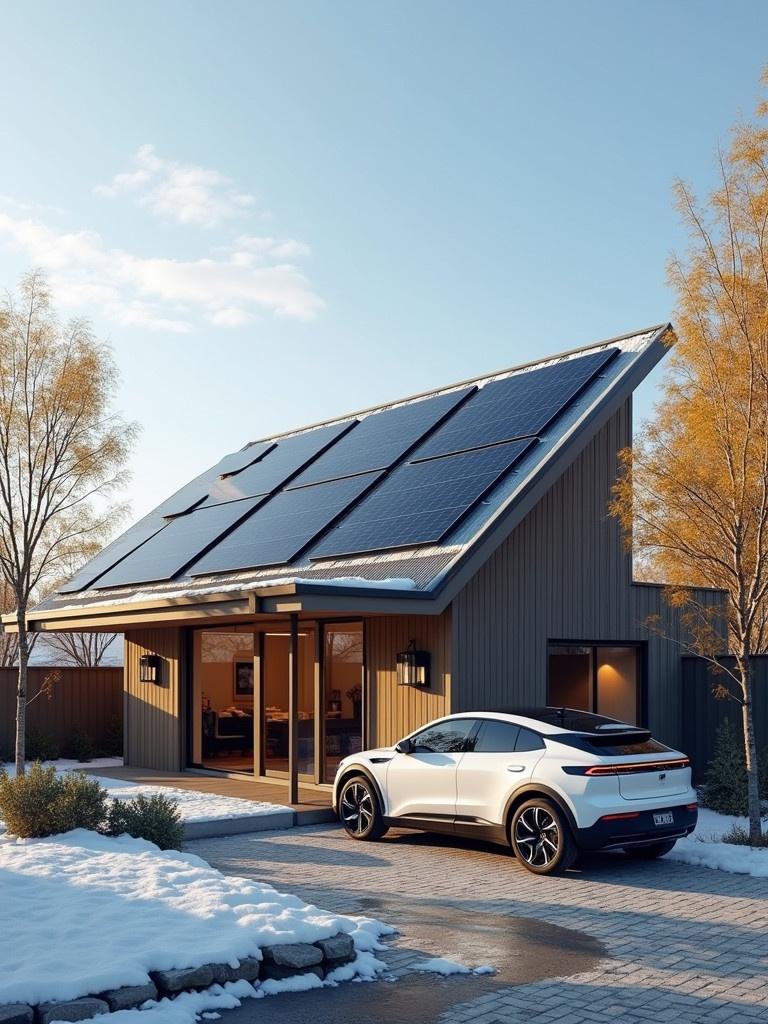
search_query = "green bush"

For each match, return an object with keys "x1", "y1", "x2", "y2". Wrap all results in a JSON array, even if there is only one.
[
  {"x1": 65, "y1": 727, "x2": 96, "y2": 763},
  {"x1": 0, "y1": 763, "x2": 109, "y2": 838},
  {"x1": 101, "y1": 716, "x2": 123, "y2": 758},
  {"x1": 56, "y1": 773, "x2": 109, "y2": 832},
  {"x1": 701, "y1": 719, "x2": 768, "y2": 816},
  {"x1": 106, "y1": 793, "x2": 183, "y2": 850},
  {"x1": 25, "y1": 729, "x2": 59, "y2": 763}
]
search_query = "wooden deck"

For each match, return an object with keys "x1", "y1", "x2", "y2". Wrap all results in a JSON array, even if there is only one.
[{"x1": 94, "y1": 766, "x2": 335, "y2": 826}]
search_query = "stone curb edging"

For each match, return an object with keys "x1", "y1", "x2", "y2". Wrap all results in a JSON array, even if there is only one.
[
  {"x1": 0, "y1": 935, "x2": 356, "y2": 1024},
  {"x1": 181, "y1": 805, "x2": 335, "y2": 840}
]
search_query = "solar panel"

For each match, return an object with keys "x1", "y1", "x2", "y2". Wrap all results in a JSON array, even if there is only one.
[
  {"x1": 91, "y1": 496, "x2": 265, "y2": 589},
  {"x1": 189, "y1": 472, "x2": 383, "y2": 575},
  {"x1": 156, "y1": 442, "x2": 275, "y2": 518},
  {"x1": 57, "y1": 516, "x2": 170, "y2": 593},
  {"x1": 202, "y1": 421, "x2": 356, "y2": 506},
  {"x1": 289, "y1": 387, "x2": 474, "y2": 488},
  {"x1": 413, "y1": 349, "x2": 619, "y2": 461},
  {"x1": 310, "y1": 439, "x2": 535, "y2": 559}
]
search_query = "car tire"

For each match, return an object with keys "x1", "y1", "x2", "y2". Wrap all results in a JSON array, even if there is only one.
[
  {"x1": 338, "y1": 776, "x2": 388, "y2": 841},
  {"x1": 623, "y1": 839, "x2": 677, "y2": 859},
  {"x1": 510, "y1": 798, "x2": 577, "y2": 875}
]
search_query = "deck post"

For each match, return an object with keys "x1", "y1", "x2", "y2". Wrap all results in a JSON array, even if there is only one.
[{"x1": 288, "y1": 612, "x2": 299, "y2": 805}]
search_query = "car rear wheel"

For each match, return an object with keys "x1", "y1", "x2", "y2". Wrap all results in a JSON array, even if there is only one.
[
  {"x1": 338, "y1": 776, "x2": 387, "y2": 841},
  {"x1": 510, "y1": 798, "x2": 577, "y2": 875},
  {"x1": 623, "y1": 839, "x2": 677, "y2": 859}
]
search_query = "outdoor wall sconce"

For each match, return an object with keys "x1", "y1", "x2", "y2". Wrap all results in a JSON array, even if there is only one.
[
  {"x1": 396, "y1": 640, "x2": 431, "y2": 688},
  {"x1": 139, "y1": 654, "x2": 162, "y2": 684}
]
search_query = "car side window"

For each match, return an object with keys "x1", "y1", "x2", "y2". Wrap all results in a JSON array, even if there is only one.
[
  {"x1": 410, "y1": 719, "x2": 476, "y2": 753},
  {"x1": 515, "y1": 726, "x2": 545, "y2": 752},
  {"x1": 472, "y1": 720, "x2": 520, "y2": 753}
]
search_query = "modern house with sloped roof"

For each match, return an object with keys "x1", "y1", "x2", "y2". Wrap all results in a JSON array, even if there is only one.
[{"x1": 10, "y1": 324, "x2": 720, "y2": 800}]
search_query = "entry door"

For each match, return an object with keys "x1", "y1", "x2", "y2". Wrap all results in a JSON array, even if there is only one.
[
  {"x1": 385, "y1": 718, "x2": 476, "y2": 820},
  {"x1": 260, "y1": 628, "x2": 316, "y2": 778}
]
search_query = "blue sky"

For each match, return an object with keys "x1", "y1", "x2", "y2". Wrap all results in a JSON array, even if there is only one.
[{"x1": 2, "y1": 1, "x2": 767, "y2": 521}]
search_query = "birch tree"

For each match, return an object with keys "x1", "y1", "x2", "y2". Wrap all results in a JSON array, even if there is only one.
[
  {"x1": 0, "y1": 272, "x2": 136, "y2": 774},
  {"x1": 610, "y1": 71, "x2": 768, "y2": 845}
]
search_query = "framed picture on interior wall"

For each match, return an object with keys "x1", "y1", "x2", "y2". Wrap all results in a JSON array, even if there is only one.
[{"x1": 233, "y1": 660, "x2": 254, "y2": 699}]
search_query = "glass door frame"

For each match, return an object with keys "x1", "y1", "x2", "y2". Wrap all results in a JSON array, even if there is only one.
[{"x1": 546, "y1": 639, "x2": 647, "y2": 726}]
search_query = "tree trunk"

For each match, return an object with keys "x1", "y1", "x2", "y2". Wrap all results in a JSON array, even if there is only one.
[
  {"x1": 14, "y1": 603, "x2": 28, "y2": 776},
  {"x1": 737, "y1": 655, "x2": 762, "y2": 845}
]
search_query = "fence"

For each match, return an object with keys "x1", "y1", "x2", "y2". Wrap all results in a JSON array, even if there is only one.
[
  {"x1": 0, "y1": 666, "x2": 123, "y2": 758},
  {"x1": 681, "y1": 655, "x2": 768, "y2": 782}
]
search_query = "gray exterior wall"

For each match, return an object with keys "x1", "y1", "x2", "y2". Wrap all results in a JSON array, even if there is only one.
[{"x1": 450, "y1": 400, "x2": 723, "y2": 749}]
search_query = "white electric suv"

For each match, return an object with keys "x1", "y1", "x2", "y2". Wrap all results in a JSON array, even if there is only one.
[{"x1": 332, "y1": 708, "x2": 698, "y2": 875}]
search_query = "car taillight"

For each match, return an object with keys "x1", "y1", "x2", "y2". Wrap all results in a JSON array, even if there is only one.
[
  {"x1": 562, "y1": 758, "x2": 689, "y2": 777},
  {"x1": 600, "y1": 811, "x2": 641, "y2": 821},
  {"x1": 686, "y1": 802, "x2": 698, "y2": 812}
]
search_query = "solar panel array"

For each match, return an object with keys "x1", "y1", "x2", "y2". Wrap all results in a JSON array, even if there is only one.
[
  {"x1": 310, "y1": 439, "x2": 535, "y2": 558},
  {"x1": 60, "y1": 347, "x2": 619, "y2": 592}
]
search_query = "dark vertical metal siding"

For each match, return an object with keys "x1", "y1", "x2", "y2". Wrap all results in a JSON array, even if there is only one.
[
  {"x1": 124, "y1": 628, "x2": 182, "y2": 771},
  {"x1": 451, "y1": 401, "x2": 724, "y2": 749}
]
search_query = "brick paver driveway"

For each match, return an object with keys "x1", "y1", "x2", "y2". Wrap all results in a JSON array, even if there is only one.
[{"x1": 189, "y1": 824, "x2": 768, "y2": 1024}]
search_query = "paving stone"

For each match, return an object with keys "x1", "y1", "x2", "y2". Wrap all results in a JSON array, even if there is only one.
[
  {"x1": 36, "y1": 999, "x2": 108, "y2": 1024},
  {"x1": 149, "y1": 966, "x2": 214, "y2": 993},
  {"x1": 314, "y1": 934, "x2": 355, "y2": 964},
  {"x1": 99, "y1": 984, "x2": 157, "y2": 1012},
  {"x1": 0, "y1": 1005, "x2": 33, "y2": 1024},
  {"x1": 262, "y1": 943, "x2": 323, "y2": 969}
]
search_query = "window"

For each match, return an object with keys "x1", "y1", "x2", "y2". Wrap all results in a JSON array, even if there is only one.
[
  {"x1": 472, "y1": 720, "x2": 520, "y2": 753},
  {"x1": 411, "y1": 719, "x2": 476, "y2": 753},
  {"x1": 548, "y1": 643, "x2": 641, "y2": 725},
  {"x1": 515, "y1": 726, "x2": 545, "y2": 752}
]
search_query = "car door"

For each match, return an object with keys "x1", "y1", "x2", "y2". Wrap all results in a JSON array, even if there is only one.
[
  {"x1": 456, "y1": 720, "x2": 545, "y2": 825},
  {"x1": 385, "y1": 717, "x2": 477, "y2": 821}
]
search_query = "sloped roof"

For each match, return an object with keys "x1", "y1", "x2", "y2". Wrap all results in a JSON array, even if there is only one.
[{"x1": 25, "y1": 323, "x2": 672, "y2": 626}]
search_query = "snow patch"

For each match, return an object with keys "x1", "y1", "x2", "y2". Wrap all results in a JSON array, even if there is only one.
[
  {"x1": 412, "y1": 957, "x2": 495, "y2": 977},
  {"x1": 0, "y1": 829, "x2": 391, "y2": 1006},
  {"x1": 665, "y1": 807, "x2": 768, "y2": 878}
]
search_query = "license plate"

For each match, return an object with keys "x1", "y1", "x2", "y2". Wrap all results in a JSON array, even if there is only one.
[{"x1": 653, "y1": 812, "x2": 674, "y2": 826}]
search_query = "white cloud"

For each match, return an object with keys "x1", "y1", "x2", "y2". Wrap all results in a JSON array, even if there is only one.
[
  {"x1": 0, "y1": 211, "x2": 324, "y2": 330},
  {"x1": 95, "y1": 145, "x2": 256, "y2": 228}
]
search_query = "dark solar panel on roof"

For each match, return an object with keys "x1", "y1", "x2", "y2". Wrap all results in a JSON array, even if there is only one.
[
  {"x1": 189, "y1": 472, "x2": 383, "y2": 575},
  {"x1": 413, "y1": 348, "x2": 619, "y2": 461},
  {"x1": 57, "y1": 517, "x2": 170, "y2": 593},
  {"x1": 91, "y1": 496, "x2": 265, "y2": 589},
  {"x1": 215, "y1": 442, "x2": 275, "y2": 478},
  {"x1": 310, "y1": 438, "x2": 535, "y2": 559},
  {"x1": 202, "y1": 421, "x2": 355, "y2": 505},
  {"x1": 288, "y1": 386, "x2": 474, "y2": 488}
]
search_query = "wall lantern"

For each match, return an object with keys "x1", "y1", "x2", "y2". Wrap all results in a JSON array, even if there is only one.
[
  {"x1": 396, "y1": 641, "x2": 431, "y2": 688},
  {"x1": 139, "y1": 654, "x2": 162, "y2": 684}
]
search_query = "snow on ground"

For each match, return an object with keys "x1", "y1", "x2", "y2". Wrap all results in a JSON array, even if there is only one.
[
  {"x1": 1, "y1": 761, "x2": 288, "y2": 822},
  {"x1": 412, "y1": 958, "x2": 496, "y2": 977},
  {"x1": 664, "y1": 807, "x2": 768, "y2": 878},
  {"x1": 0, "y1": 829, "x2": 392, "y2": 1007}
]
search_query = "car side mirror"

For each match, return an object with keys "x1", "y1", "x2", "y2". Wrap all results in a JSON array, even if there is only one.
[{"x1": 396, "y1": 737, "x2": 414, "y2": 755}]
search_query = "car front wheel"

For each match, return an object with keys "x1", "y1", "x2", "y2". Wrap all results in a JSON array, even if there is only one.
[
  {"x1": 338, "y1": 776, "x2": 387, "y2": 841},
  {"x1": 510, "y1": 798, "x2": 577, "y2": 875}
]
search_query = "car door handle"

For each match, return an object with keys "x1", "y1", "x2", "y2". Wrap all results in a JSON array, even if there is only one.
[{"x1": 506, "y1": 764, "x2": 525, "y2": 772}]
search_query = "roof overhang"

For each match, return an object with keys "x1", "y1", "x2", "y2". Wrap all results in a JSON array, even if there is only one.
[{"x1": 5, "y1": 323, "x2": 673, "y2": 633}]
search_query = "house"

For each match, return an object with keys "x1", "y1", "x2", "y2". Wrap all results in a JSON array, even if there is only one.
[{"x1": 8, "y1": 324, "x2": 722, "y2": 800}]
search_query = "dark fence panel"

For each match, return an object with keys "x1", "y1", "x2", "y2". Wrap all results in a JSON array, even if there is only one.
[
  {"x1": 0, "y1": 666, "x2": 123, "y2": 757},
  {"x1": 681, "y1": 656, "x2": 768, "y2": 782}
]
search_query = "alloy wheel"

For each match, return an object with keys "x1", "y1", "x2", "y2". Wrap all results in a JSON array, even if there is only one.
[
  {"x1": 341, "y1": 782, "x2": 374, "y2": 836},
  {"x1": 514, "y1": 805, "x2": 560, "y2": 868}
]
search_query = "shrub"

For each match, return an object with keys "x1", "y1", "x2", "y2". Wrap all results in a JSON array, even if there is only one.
[
  {"x1": 65, "y1": 727, "x2": 96, "y2": 763},
  {"x1": 106, "y1": 793, "x2": 183, "y2": 850},
  {"x1": 721, "y1": 824, "x2": 768, "y2": 847},
  {"x1": 101, "y1": 716, "x2": 123, "y2": 758},
  {"x1": 0, "y1": 763, "x2": 109, "y2": 838},
  {"x1": 56, "y1": 773, "x2": 109, "y2": 832},
  {"x1": 25, "y1": 729, "x2": 60, "y2": 763},
  {"x1": 701, "y1": 719, "x2": 749, "y2": 816}
]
